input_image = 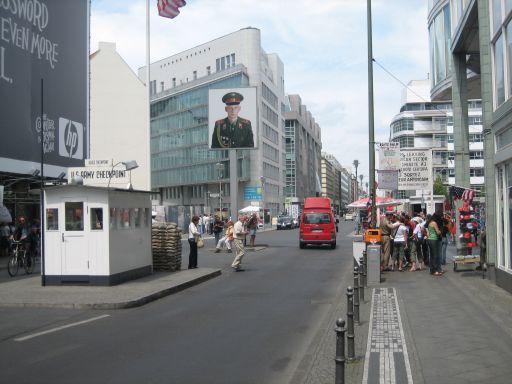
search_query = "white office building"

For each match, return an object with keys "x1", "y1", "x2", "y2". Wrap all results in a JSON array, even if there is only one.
[
  {"x1": 389, "y1": 79, "x2": 485, "y2": 211},
  {"x1": 138, "y1": 28, "x2": 286, "y2": 228}
]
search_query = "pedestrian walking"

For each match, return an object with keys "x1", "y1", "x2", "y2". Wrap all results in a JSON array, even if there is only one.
[
  {"x1": 441, "y1": 213, "x2": 450, "y2": 266},
  {"x1": 188, "y1": 216, "x2": 201, "y2": 269},
  {"x1": 231, "y1": 215, "x2": 248, "y2": 271},
  {"x1": 213, "y1": 215, "x2": 224, "y2": 245},
  {"x1": 247, "y1": 213, "x2": 258, "y2": 247},
  {"x1": 198, "y1": 215, "x2": 205, "y2": 235},
  {"x1": 380, "y1": 212, "x2": 396, "y2": 271},
  {"x1": 0, "y1": 221, "x2": 12, "y2": 258},
  {"x1": 426, "y1": 213, "x2": 443, "y2": 276},
  {"x1": 411, "y1": 217, "x2": 424, "y2": 271},
  {"x1": 215, "y1": 220, "x2": 234, "y2": 253},
  {"x1": 391, "y1": 216, "x2": 408, "y2": 272}
]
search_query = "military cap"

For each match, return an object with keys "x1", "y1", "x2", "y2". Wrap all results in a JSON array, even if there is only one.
[{"x1": 222, "y1": 92, "x2": 244, "y2": 105}]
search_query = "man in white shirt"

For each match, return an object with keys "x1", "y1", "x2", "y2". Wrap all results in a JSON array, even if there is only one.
[{"x1": 232, "y1": 215, "x2": 248, "y2": 271}]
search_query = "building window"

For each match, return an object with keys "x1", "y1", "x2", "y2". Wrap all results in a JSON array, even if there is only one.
[
  {"x1": 494, "y1": 33, "x2": 506, "y2": 106},
  {"x1": 193, "y1": 71, "x2": 197, "y2": 80},
  {"x1": 226, "y1": 55, "x2": 231, "y2": 68},
  {"x1": 469, "y1": 133, "x2": 483, "y2": 142},
  {"x1": 90, "y1": 208, "x2": 103, "y2": 230},
  {"x1": 65, "y1": 202, "x2": 84, "y2": 231},
  {"x1": 46, "y1": 208, "x2": 59, "y2": 230},
  {"x1": 216, "y1": 58, "x2": 220, "y2": 72},
  {"x1": 469, "y1": 168, "x2": 484, "y2": 177},
  {"x1": 231, "y1": 53, "x2": 235, "y2": 66},
  {"x1": 429, "y1": 4, "x2": 451, "y2": 88},
  {"x1": 172, "y1": 78, "x2": 176, "y2": 88},
  {"x1": 221, "y1": 56, "x2": 225, "y2": 70},
  {"x1": 160, "y1": 81, "x2": 164, "y2": 92},
  {"x1": 207, "y1": 66, "x2": 211, "y2": 75},
  {"x1": 497, "y1": 127, "x2": 512, "y2": 149},
  {"x1": 469, "y1": 151, "x2": 484, "y2": 159}
]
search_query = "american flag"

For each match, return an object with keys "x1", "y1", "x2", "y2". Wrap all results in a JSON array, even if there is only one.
[
  {"x1": 450, "y1": 186, "x2": 476, "y2": 202},
  {"x1": 157, "y1": 0, "x2": 186, "y2": 19}
]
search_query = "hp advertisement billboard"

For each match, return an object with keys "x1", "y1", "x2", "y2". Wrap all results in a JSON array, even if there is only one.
[{"x1": 0, "y1": 0, "x2": 89, "y2": 171}]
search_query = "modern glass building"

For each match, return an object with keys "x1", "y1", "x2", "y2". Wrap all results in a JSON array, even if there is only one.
[
  {"x1": 390, "y1": 80, "x2": 485, "y2": 202},
  {"x1": 139, "y1": 28, "x2": 286, "y2": 229},
  {"x1": 284, "y1": 94, "x2": 322, "y2": 212},
  {"x1": 428, "y1": 0, "x2": 512, "y2": 292}
]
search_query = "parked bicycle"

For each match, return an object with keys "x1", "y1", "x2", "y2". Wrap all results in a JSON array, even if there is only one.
[{"x1": 7, "y1": 240, "x2": 34, "y2": 277}]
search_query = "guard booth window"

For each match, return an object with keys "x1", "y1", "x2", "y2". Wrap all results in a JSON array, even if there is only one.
[
  {"x1": 90, "y1": 208, "x2": 103, "y2": 230},
  {"x1": 65, "y1": 202, "x2": 84, "y2": 231},
  {"x1": 46, "y1": 208, "x2": 58, "y2": 230}
]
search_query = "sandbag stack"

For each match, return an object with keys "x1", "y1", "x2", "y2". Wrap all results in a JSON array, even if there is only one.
[{"x1": 151, "y1": 222, "x2": 182, "y2": 271}]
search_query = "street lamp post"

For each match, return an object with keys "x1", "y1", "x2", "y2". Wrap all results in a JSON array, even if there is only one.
[
  {"x1": 353, "y1": 160, "x2": 359, "y2": 199},
  {"x1": 359, "y1": 174, "x2": 364, "y2": 196},
  {"x1": 215, "y1": 163, "x2": 225, "y2": 219},
  {"x1": 260, "y1": 176, "x2": 266, "y2": 229}
]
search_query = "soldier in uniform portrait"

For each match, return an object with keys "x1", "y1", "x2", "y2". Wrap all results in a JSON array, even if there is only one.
[{"x1": 211, "y1": 92, "x2": 254, "y2": 149}]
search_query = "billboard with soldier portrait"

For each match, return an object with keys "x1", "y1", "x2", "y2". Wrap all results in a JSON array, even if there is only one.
[{"x1": 208, "y1": 87, "x2": 257, "y2": 150}]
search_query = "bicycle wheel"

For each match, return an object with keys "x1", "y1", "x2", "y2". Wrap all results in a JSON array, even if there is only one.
[
  {"x1": 7, "y1": 252, "x2": 19, "y2": 277},
  {"x1": 23, "y1": 250, "x2": 34, "y2": 274}
]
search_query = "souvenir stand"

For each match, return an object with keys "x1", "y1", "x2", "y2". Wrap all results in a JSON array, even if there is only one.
[{"x1": 453, "y1": 200, "x2": 481, "y2": 273}]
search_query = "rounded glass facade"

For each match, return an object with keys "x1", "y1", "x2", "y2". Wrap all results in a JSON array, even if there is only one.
[{"x1": 429, "y1": 3, "x2": 452, "y2": 90}]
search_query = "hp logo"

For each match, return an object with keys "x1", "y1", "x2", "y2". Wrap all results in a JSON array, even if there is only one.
[{"x1": 59, "y1": 117, "x2": 83, "y2": 159}]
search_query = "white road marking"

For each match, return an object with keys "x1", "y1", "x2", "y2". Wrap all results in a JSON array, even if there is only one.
[{"x1": 14, "y1": 314, "x2": 110, "y2": 342}]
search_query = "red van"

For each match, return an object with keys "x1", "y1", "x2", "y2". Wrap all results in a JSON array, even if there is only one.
[{"x1": 299, "y1": 197, "x2": 337, "y2": 249}]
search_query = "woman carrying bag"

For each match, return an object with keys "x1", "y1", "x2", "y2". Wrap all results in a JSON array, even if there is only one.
[{"x1": 188, "y1": 216, "x2": 201, "y2": 269}]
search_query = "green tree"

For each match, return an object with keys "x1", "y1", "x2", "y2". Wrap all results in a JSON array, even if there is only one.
[{"x1": 433, "y1": 176, "x2": 448, "y2": 197}]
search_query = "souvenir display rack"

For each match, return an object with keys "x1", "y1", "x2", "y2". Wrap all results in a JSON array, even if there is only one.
[{"x1": 453, "y1": 201, "x2": 480, "y2": 272}]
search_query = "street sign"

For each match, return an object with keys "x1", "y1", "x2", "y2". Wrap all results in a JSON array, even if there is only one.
[
  {"x1": 244, "y1": 186, "x2": 262, "y2": 200},
  {"x1": 378, "y1": 142, "x2": 401, "y2": 171},
  {"x1": 68, "y1": 167, "x2": 129, "y2": 186},
  {"x1": 209, "y1": 193, "x2": 220, "y2": 198},
  {"x1": 398, "y1": 149, "x2": 432, "y2": 190}
]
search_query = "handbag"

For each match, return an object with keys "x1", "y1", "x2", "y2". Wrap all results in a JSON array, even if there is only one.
[{"x1": 196, "y1": 235, "x2": 204, "y2": 248}]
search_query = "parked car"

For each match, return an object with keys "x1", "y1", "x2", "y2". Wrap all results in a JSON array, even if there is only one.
[
  {"x1": 344, "y1": 213, "x2": 354, "y2": 221},
  {"x1": 277, "y1": 216, "x2": 293, "y2": 230}
]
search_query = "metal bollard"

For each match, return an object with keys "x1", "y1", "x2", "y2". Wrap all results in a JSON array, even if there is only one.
[
  {"x1": 346, "y1": 286, "x2": 355, "y2": 360},
  {"x1": 359, "y1": 256, "x2": 365, "y2": 302},
  {"x1": 353, "y1": 267, "x2": 360, "y2": 325},
  {"x1": 335, "y1": 318, "x2": 346, "y2": 384},
  {"x1": 362, "y1": 250, "x2": 368, "y2": 287}
]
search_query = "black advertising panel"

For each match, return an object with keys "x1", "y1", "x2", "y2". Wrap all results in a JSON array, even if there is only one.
[{"x1": 0, "y1": 0, "x2": 88, "y2": 169}]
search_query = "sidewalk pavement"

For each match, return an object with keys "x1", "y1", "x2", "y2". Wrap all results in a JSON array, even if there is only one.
[
  {"x1": 301, "y1": 243, "x2": 512, "y2": 384},
  {"x1": 0, "y1": 268, "x2": 221, "y2": 309},
  {"x1": 0, "y1": 226, "x2": 276, "y2": 309}
]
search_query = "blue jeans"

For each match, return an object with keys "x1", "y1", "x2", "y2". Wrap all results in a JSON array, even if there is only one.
[{"x1": 441, "y1": 236, "x2": 448, "y2": 265}]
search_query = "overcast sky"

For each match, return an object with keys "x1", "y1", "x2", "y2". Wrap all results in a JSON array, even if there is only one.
[{"x1": 91, "y1": 0, "x2": 430, "y2": 183}]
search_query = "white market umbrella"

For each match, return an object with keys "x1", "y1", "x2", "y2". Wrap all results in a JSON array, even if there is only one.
[
  {"x1": 347, "y1": 196, "x2": 400, "y2": 209},
  {"x1": 239, "y1": 206, "x2": 261, "y2": 213}
]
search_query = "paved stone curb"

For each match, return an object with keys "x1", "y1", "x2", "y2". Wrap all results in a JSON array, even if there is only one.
[{"x1": 0, "y1": 269, "x2": 221, "y2": 309}]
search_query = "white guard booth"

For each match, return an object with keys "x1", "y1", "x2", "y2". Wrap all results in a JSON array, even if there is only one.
[{"x1": 44, "y1": 185, "x2": 152, "y2": 286}]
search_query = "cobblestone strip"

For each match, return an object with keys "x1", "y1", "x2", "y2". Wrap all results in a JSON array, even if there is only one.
[{"x1": 362, "y1": 288, "x2": 413, "y2": 384}]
